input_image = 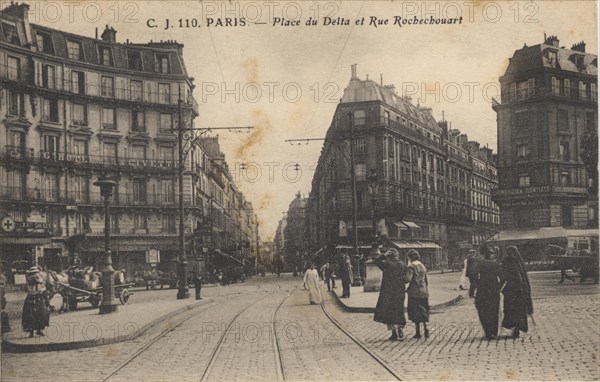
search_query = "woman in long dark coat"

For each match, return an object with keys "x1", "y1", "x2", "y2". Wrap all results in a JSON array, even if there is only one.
[
  {"x1": 374, "y1": 248, "x2": 409, "y2": 341},
  {"x1": 474, "y1": 244, "x2": 502, "y2": 340},
  {"x1": 406, "y1": 250, "x2": 429, "y2": 339},
  {"x1": 501, "y1": 246, "x2": 534, "y2": 338},
  {"x1": 22, "y1": 266, "x2": 50, "y2": 338}
]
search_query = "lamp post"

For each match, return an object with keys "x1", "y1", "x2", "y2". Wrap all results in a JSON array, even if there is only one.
[
  {"x1": 364, "y1": 169, "x2": 382, "y2": 292},
  {"x1": 93, "y1": 178, "x2": 118, "y2": 314},
  {"x1": 177, "y1": 99, "x2": 190, "y2": 299}
]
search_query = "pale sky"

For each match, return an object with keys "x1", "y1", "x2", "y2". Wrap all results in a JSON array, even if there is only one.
[{"x1": 26, "y1": 0, "x2": 598, "y2": 239}]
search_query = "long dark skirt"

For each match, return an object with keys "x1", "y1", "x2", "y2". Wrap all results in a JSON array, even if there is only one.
[
  {"x1": 475, "y1": 292, "x2": 499, "y2": 339},
  {"x1": 374, "y1": 293, "x2": 406, "y2": 327},
  {"x1": 502, "y1": 288, "x2": 528, "y2": 332},
  {"x1": 22, "y1": 293, "x2": 50, "y2": 332},
  {"x1": 407, "y1": 296, "x2": 429, "y2": 323}
]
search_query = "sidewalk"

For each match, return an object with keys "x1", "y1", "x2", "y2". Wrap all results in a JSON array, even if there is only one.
[
  {"x1": 2, "y1": 295, "x2": 213, "y2": 352},
  {"x1": 332, "y1": 271, "x2": 465, "y2": 313}
]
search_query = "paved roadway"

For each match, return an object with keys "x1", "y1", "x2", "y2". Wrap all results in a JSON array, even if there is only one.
[{"x1": 1, "y1": 272, "x2": 598, "y2": 381}]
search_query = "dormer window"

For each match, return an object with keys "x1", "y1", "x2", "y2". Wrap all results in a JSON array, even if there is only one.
[
  {"x1": 67, "y1": 40, "x2": 83, "y2": 60},
  {"x1": 99, "y1": 46, "x2": 113, "y2": 66},
  {"x1": 155, "y1": 54, "x2": 170, "y2": 74},
  {"x1": 127, "y1": 49, "x2": 142, "y2": 70},
  {"x1": 36, "y1": 31, "x2": 54, "y2": 54},
  {"x1": 2, "y1": 21, "x2": 20, "y2": 45}
]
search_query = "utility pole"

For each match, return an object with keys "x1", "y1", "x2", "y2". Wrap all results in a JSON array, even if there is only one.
[{"x1": 348, "y1": 112, "x2": 362, "y2": 286}]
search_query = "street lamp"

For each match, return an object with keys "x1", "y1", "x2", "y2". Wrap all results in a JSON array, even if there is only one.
[
  {"x1": 93, "y1": 178, "x2": 118, "y2": 314},
  {"x1": 364, "y1": 169, "x2": 382, "y2": 292}
]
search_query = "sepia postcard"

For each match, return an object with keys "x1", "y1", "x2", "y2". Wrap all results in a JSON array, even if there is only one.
[{"x1": 0, "y1": 1, "x2": 598, "y2": 381}]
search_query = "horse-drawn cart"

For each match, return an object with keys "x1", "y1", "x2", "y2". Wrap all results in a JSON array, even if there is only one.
[{"x1": 56, "y1": 271, "x2": 134, "y2": 311}]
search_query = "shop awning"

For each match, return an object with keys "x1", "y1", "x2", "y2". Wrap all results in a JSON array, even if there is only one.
[
  {"x1": 336, "y1": 245, "x2": 372, "y2": 250},
  {"x1": 214, "y1": 249, "x2": 243, "y2": 265},
  {"x1": 402, "y1": 221, "x2": 421, "y2": 229},
  {"x1": 388, "y1": 240, "x2": 441, "y2": 250},
  {"x1": 489, "y1": 228, "x2": 599, "y2": 243},
  {"x1": 394, "y1": 222, "x2": 408, "y2": 229}
]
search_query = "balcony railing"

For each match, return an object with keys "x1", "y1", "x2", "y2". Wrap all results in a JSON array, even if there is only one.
[{"x1": 383, "y1": 117, "x2": 445, "y2": 152}]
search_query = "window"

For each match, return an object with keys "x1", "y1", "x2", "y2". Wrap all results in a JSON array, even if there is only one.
[
  {"x1": 353, "y1": 110, "x2": 366, "y2": 126},
  {"x1": 36, "y1": 31, "x2": 54, "y2": 54},
  {"x1": 7, "y1": 56, "x2": 19, "y2": 80},
  {"x1": 133, "y1": 179, "x2": 147, "y2": 204},
  {"x1": 384, "y1": 110, "x2": 390, "y2": 125},
  {"x1": 355, "y1": 138, "x2": 365, "y2": 156},
  {"x1": 559, "y1": 142, "x2": 570, "y2": 161},
  {"x1": 42, "y1": 98, "x2": 59, "y2": 122},
  {"x1": 8, "y1": 131, "x2": 24, "y2": 153},
  {"x1": 509, "y1": 82, "x2": 516, "y2": 101},
  {"x1": 561, "y1": 206, "x2": 572, "y2": 227},
  {"x1": 158, "y1": 83, "x2": 171, "y2": 104},
  {"x1": 42, "y1": 174, "x2": 59, "y2": 202},
  {"x1": 557, "y1": 109, "x2": 569, "y2": 131},
  {"x1": 67, "y1": 40, "x2": 82, "y2": 60},
  {"x1": 71, "y1": 175, "x2": 87, "y2": 203},
  {"x1": 159, "y1": 113, "x2": 173, "y2": 132},
  {"x1": 355, "y1": 163, "x2": 366, "y2": 181},
  {"x1": 516, "y1": 143, "x2": 529, "y2": 158},
  {"x1": 127, "y1": 50, "x2": 142, "y2": 70},
  {"x1": 8, "y1": 90, "x2": 24, "y2": 116},
  {"x1": 592, "y1": 83, "x2": 597, "y2": 101},
  {"x1": 72, "y1": 139, "x2": 87, "y2": 156},
  {"x1": 110, "y1": 213, "x2": 119, "y2": 233},
  {"x1": 579, "y1": 81, "x2": 588, "y2": 100},
  {"x1": 159, "y1": 146, "x2": 174, "y2": 162},
  {"x1": 133, "y1": 213, "x2": 148, "y2": 230},
  {"x1": 71, "y1": 71, "x2": 85, "y2": 94},
  {"x1": 72, "y1": 103, "x2": 87, "y2": 126},
  {"x1": 2, "y1": 21, "x2": 20, "y2": 45},
  {"x1": 162, "y1": 214, "x2": 176, "y2": 233},
  {"x1": 101, "y1": 76, "x2": 114, "y2": 97},
  {"x1": 99, "y1": 46, "x2": 113, "y2": 66},
  {"x1": 43, "y1": 135, "x2": 60, "y2": 158},
  {"x1": 515, "y1": 111, "x2": 529, "y2": 131},
  {"x1": 42, "y1": 64, "x2": 56, "y2": 89},
  {"x1": 586, "y1": 112, "x2": 596, "y2": 131},
  {"x1": 518, "y1": 174, "x2": 530, "y2": 187},
  {"x1": 102, "y1": 108, "x2": 116, "y2": 130},
  {"x1": 103, "y1": 143, "x2": 118, "y2": 160},
  {"x1": 560, "y1": 171, "x2": 571, "y2": 186},
  {"x1": 155, "y1": 54, "x2": 170, "y2": 73},
  {"x1": 132, "y1": 110, "x2": 145, "y2": 132},
  {"x1": 130, "y1": 80, "x2": 142, "y2": 101},
  {"x1": 131, "y1": 145, "x2": 146, "y2": 160},
  {"x1": 161, "y1": 179, "x2": 175, "y2": 203}
]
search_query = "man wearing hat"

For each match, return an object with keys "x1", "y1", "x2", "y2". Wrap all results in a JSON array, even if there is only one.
[
  {"x1": 22, "y1": 266, "x2": 50, "y2": 338},
  {"x1": 339, "y1": 251, "x2": 353, "y2": 298},
  {"x1": 373, "y1": 248, "x2": 410, "y2": 340}
]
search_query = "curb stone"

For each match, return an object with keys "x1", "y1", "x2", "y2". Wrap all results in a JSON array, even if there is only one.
[{"x1": 2, "y1": 298, "x2": 214, "y2": 353}]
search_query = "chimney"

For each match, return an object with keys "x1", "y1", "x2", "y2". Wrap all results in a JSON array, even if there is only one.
[
  {"x1": 2, "y1": 2, "x2": 30, "y2": 20},
  {"x1": 544, "y1": 35, "x2": 559, "y2": 48},
  {"x1": 350, "y1": 64, "x2": 358, "y2": 80},
  {"x1": 571, "y1": 41, "x2": 586, "y2": 53},
  {"x1": 101, "y1": 25, "x2": 117, "y2": 43}
]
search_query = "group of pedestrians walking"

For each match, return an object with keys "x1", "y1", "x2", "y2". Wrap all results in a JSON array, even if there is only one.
[
  {"x1": 373, "y1": 248, "x2": 430, "y2": 341},
  {"x1": 471, "y1": 244, "x2": 534, "y2": 340}
]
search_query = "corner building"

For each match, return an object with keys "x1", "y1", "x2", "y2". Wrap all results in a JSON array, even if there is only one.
[
  {"x1": 306, "y1": 66, "x2": 500, "y2": 270},
  {"x1": 492, "y1": 36, "x2": 598, "y2": 230},
  {"x1": 0, "y1": 3, "x2": 200, "y2": 277}
]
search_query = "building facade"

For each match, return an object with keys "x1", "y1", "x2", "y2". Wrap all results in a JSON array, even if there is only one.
[
  {"x1": 305, "y1": 65, "x2": 500, "y2": 269},
  {"x1": 0, "y1": 2, "x2": 259, "y2": 283},
  {"x1": 282, "y1": 192, "x2": 307, "y2": 272},
  {"x1": 492, "y1": 35, "x2": 598, "y2": 231}
]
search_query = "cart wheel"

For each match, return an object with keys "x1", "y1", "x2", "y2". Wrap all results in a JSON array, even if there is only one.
[
  {"x1": 68, "y1": 297, "x2": 78, "y2": 311},
  {"x1": 119, "y1": 289, "x2": 130, "y2": 305},
  {"x1": 89, "y1": 295, "x2": 100, "y2": 308}
]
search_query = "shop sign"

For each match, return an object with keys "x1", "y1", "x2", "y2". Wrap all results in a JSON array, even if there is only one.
[{"x1": 146, "y1": 248, "x2": 160, "y2": 264}]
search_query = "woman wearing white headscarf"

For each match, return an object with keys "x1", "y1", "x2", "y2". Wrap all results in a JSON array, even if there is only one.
[{"x1": 303, "y1": 263, "x2": 322, "y2": 304}]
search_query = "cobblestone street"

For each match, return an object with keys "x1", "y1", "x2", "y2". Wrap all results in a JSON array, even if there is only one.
[{"x1": 2, "y1": 273, "x2": 598, "y2": 381}]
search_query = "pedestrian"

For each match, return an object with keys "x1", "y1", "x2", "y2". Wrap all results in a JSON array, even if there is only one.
[
  {"x1": 465, "y1": 250, "x2": 479, "y2": 298},
  {"x1": 373, "y1": 248, "x2": 410, "y2": 341},
  {"x1": 474, "y1": 244, "x2": 503, "y2": 340},
  {"x1": 22, "y1": 266, "x2": 50, "y2": 338},
  {"x1": 500, "y1": 246, "x2": 534, "y2": 338},
  {"x1": 192, "y1": 271, "x2": 203, "y2": 300},
  {"x1": 406, "y1": 250, "x2": 430, "y2": 339},
  {"x1": 320, "y1": 261, "x2": 336, "y2": 292},
  {"x1": 303, "y1": 263, "x2": 322, "y2": 304},
  {"x1": 339, "y1": 251, "x2": 353, "y2": 298}
]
